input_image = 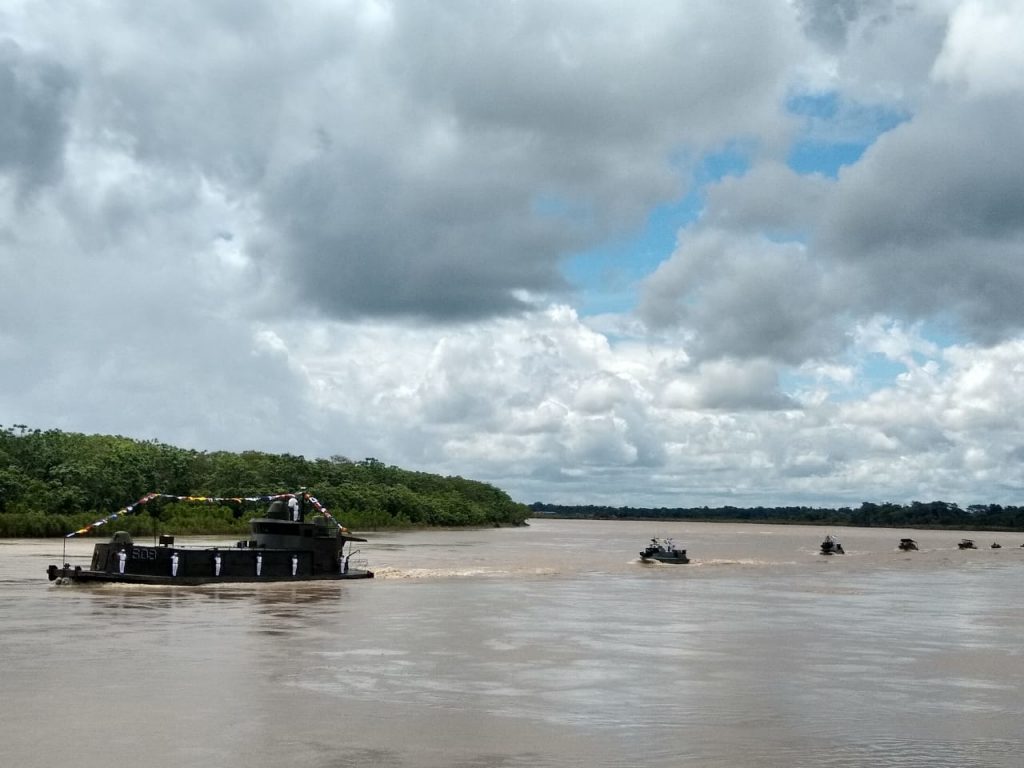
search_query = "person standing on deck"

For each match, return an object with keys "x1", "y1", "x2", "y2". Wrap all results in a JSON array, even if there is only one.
[{"x1": 117, "y1": 548, "x2": 126, "y2": 574}]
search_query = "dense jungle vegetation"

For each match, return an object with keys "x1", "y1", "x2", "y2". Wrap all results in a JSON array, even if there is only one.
[
  {"x1": 530, "y1": 500, "x2": 1024, "y2": 530},
  {"x1": 0, "y1": 425, "x2": 530, "y2": 537}
]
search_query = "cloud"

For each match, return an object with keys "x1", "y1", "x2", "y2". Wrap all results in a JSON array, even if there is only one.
[
  {"x1": 254, "y1": 0, "x2": 806, "y2": 321},
  {"x1": 932, "y1": 0, "x2": 1024, "y2": 95},
  {"x1": 795, "y1": 0, "x2": 950, "y2": 105},
  {"x1": 700, "y1": 161, "x2": 832, "y2": 236},
  {"x1": 639, "y1": 0, "x2": 1024, "y2": 363},
  {"x1": 639, "y1": 230, "x2": 845, "y2": 364},
  {"x1": 834, "y1": 339, "x2": 1024, "y2": 498},
  {"x1": 817, "y1": 95, "x2": 1024, "y2": 340},
  {"x1": 0, "y1": 40, "x2": 76, "y2": 194},
  {"x1": 660, "y1": 357, "x2": 799, "y2": 412},
  {"x1": 3, "y1": 1, "x2": 1024, "y2": 509},
  {"x1": 3, "y1": 1, "x2": 810, "y2": 323}
]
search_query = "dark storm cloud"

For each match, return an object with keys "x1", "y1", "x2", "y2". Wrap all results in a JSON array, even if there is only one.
[
  {"x1": 818, "y1": 95, "x2": 1024, "y2": 341},
  {"x1": 642, "y1": 107, "x2": 1024, "y2": 366},
  {"x1": 641, "y1": 9, "x2": 1024, "y2": 368},
  {"x1": 795, "y1": 0, "x2": 948, "y2": 95},
  {"x1": 8, "y1": 1, "x2": 802, "y2": 324},
  {"x1": 795, "y1": 0, "x2": 891, "y2": 49},
  {"x1": 822, "y1": 98, "x2": 1024, "y2": 254},
  {"x1": 246, "y1": 1, "x2": 799, "y2": 321},
  {"x1": 640, "y1": 232, "x2": 846, "y2": 365},
  {"x1": 701, "y1": 162, "x2": 831, "y2": 236},
  {"x1": 261, "y1": 143, "x2": 577, "y2": 320},
  {"x1": 0, "y1": 40, "x2": 76, "y2": 193}
]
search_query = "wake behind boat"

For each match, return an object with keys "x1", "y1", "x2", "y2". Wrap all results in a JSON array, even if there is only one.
[
  {"x1": 47, "y1": 491, "x2": 373, "y2": 585},
  {"x1": 639, "y1": 537, "x2": 690, "y2": 564}
]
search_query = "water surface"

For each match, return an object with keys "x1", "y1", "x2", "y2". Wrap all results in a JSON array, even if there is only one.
[{"x1": 2, "y1": 520, "x2": 1022, "y2": 767}]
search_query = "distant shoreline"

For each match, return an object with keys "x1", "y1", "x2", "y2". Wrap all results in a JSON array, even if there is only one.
[
  {"x1": 533, "y1": 514, "x2": 1024, "y2": 532},
  {"x1": 530, "y1": 501, "x2": 1024, "y2": 532}
]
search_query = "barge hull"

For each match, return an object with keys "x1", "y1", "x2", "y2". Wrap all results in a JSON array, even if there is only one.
[{"x1": 50, "y1": 566, "x2": 372, "y2": 585}]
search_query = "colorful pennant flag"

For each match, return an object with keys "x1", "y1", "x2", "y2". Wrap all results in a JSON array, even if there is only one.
[{"x1": 65, "y1": 491, "x2": 347, "y2": 537}]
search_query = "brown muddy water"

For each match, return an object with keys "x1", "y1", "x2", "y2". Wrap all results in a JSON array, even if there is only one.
[{"x1": 2, "y1": 519, "x2": 1023, "y2": 767}]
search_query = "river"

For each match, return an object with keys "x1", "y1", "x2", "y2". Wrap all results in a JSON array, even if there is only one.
[{"x1": 2, "y1": 519, "x2": 1023, "y2": 767}]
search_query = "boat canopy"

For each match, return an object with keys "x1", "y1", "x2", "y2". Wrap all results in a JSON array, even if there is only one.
[{"x1": 66, "y1": 491, "x2": 351, "y2": 538}]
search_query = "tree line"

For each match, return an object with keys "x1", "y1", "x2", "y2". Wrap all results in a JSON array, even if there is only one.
[
  {"x1": 0, "y1": 425, "x2": 530, "y2": 537},
  {"x1": 530, "y1": 499, "x2": 1024, "y2": 530}
]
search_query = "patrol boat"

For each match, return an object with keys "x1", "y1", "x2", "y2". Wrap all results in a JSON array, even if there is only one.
[
  {"x1": 819, "y1": 534, "x2": 845, "y2": 555},
  {"x1": 46, "y1": 491, "x2": 373, "y2": 585},
  {"x1": 639, "y1": 537, "x2": 690, "y2": 564}
]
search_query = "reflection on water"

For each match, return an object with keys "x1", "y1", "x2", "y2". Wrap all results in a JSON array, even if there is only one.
[{"x1": 2, "y1": 520, "x2": 1024, "y2": 768}]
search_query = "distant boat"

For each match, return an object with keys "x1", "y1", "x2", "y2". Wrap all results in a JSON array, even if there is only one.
[
  {"x1": 958, "y1": 539, "x2": 977, "y2": 550},
  {"x1": 639, "y1": 537, "x2": 690, "y2": 564},
  {"x1": 898, "y1": 538, "x2": 918, "y2": 551},
  {"x1": 820, "y1": 534, "x2": 844, "y2": 555},
  {"x1": 990, "y1": 542, "x2": 1002, "y2": 549}
]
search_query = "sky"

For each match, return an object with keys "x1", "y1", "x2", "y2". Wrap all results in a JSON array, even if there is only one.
[{"x1": 3, "y1": 0, "x2": 1024, "y2": 508}]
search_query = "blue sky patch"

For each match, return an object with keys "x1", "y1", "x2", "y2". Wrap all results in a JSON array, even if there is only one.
[
  {"x1": 561, "y1": 146, "x2": 753, "y2": 316},
  {"x1": 786, "y1": 90, "x2": 908, "y2": 177}
]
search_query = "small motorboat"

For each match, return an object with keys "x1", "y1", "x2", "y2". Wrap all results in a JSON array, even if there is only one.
[
  {"x1": 898, "y1": 538, "x2": 918, "y2": 551},
  {"x1": 820, "y1": 534, "x2": 844, "y2": 555},
  {"x1": 639, "y1": 537, "x2": 690, "y2": 564},
  {"x1": 958, "y1": 539, "x2": 977, "y2": 549},
  {"x1": 991, "y1": 542, "x2": 1002, "y2": 549}
]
